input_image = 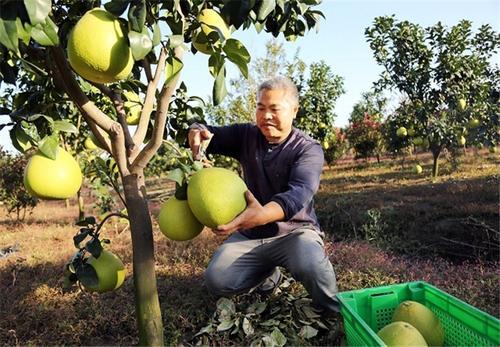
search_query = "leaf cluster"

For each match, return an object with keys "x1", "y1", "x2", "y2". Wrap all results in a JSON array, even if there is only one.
[{"x1": 194, "y1": 273, "x2": 337, "y2": 346}]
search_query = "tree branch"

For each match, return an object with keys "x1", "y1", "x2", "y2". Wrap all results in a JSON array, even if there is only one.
[
  {"x1": 48, "y1": 46, "x2": 130, "y2": 176},
  {"x1": 131, "y1": 47, "x2": 169, "y2": 159},
  {"x1": 92, "y1": 82, "x2": 136, "y2": 155},
  {"x1": 132, "y1": 46, "x2": 185, "y2": 170}
]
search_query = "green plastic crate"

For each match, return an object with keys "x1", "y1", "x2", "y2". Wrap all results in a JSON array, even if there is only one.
[{"x1": 336, "y1": 281, "x2": 500, "y2": 346}]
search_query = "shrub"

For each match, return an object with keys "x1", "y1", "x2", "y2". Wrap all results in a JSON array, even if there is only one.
[{"x1": 0, "y1": 147, "x2": 37, "y2": 221}]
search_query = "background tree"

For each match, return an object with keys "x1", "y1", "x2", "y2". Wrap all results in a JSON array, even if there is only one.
[
  {"x1": 346, "y1": 113, "x2": 384, "y2": 162},
  {"x1": 349, "y1": 90, "x2": 387, "y2": 124},
  {"x1": 0, "y1": 0, "x2": 324, "y2": 344},
  {"x1": 0, "y1": 147, "x2": 38, "y2": 221},
  {"x1": 366, "y1": 16, "x2": 499, "y2": 177},
  {"x1": 294, "y1": 60, "x2": 345, "y2": 145}
]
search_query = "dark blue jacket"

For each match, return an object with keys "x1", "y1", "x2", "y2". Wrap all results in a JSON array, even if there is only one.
[{"x1": 203, "y1": 123, "x2": 324, "y2": 239}]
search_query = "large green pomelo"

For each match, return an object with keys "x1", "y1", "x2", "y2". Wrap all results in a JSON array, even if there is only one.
[
  {"x1": 24, "y1": 146, "x2": 83, "y2": 200},
  {"x1": 392, "y1": 300, "x2": 444, "y2": 346},
  {"x1": 67, "y1": 8, "x2": 133, "y2": 84},
  {"x1": 86, "y1": 249, "x2": 126, "y2": 293},
  {"x1": 158, "y1": 197, "x2": 204, "y2": 241},
  {"x1": 377, "y1": 321, "x2": 428, "y2": 347},
  {"x1": 187, "y1": 167, "x2": 247, "y2": 228}
]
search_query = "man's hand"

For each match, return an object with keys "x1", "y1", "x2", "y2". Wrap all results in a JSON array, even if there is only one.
[
  {"x1": 213, "y1": 190, "x2": 285, "y2": 236},
  {"x1": 188, "y1": 127, "x2": 213, "y2": 160}
]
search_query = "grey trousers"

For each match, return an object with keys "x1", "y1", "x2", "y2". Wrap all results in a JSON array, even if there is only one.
[{"x1": 204, "y1": 228, "x2": 340, "y2": 313}]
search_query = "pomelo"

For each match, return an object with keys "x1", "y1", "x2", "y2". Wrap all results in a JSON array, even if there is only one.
[
  {"x1": 193, "y1": 9, "x2": 231, "y2": 55},
  {"x1": 24, "y1": 146, "x2": 82, "y2": 200},
  {"x1": 85, "y1": 249, "x2": 126, "y2": 293},
  {"x1": 377, "y1": 321, "x2": 428, "y2": 347},
  {"x1": 396, "y1": 126, "x2": 407, "y2": 137},
  {"x1": 392, "y1": 300, "x2": 444, "y2": 346},
  {"x1": 67, "y1": 8, "x2": 134, "y2": 83},
  {"x1": 158, "y1": 197, "x2": 204, "y2": 241},
  {"x1": 187, "y1": 167, "x2": 247, "y2": 228}
]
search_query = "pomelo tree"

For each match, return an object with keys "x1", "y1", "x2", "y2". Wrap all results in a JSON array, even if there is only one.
[
  {"x1": 365, "y1": 17, "x2": 499, "y2": 177},
  {"x1": 0, "y1": 0, "x2": 325, "y2": 345}
]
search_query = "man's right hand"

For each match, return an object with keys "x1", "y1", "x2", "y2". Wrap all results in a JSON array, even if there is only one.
[{"x1": 188, "y1": 127, "x2": 213, "y2": 160}]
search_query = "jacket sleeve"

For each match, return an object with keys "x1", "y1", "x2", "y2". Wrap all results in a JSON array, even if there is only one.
[
  {"x1": 203, "y1": 123, "x2": 247, "y2": 160},
  {"x1": 270, "y1": 142, "x2": 324, "y2": 220}
]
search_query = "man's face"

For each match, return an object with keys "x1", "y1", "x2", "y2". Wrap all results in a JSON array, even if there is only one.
[{"x1": 255, "y1": 88, "x2": 298, "y2": 143}]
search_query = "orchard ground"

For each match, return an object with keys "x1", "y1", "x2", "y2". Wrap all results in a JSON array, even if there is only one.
[{"x1": 0, "y1": 149, "x2": 498, "y2": 346}]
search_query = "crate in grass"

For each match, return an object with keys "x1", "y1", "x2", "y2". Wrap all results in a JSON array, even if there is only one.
[{"x1": 336, "y1": 281, "x2": 499, "y2": 346}]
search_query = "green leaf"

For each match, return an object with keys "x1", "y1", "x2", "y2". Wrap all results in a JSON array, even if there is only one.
[
  {"x1": 257, "y1": 0, "x2": 276, "y2": 21},
  {"x1": 128, "y1": 0, "x2": 146, "y2": 33},
  {"x1": 73, "y1": 229, "x2": 91, "y2": 248},
  {"x1": 38, "y1": 135, "x2": 59, "y2": 160},
  {"x1": 128, "y1": 30, "x2": 153, "y2": 60},
  {"x1": 85, "y1": 237, "x2": 103, "y2": 258},
  {"x1": 270, "y1": 328, "x2": 287, "y2": 347},
  {"x1": 30, "y1": 16, "x2": 59, "y2": 46},
  {"x1": 167, "y1": 168, "x2": 184, "y2": 186},
  {"x1": 0, "y1": 4, "x2": 19, "y2": 53},
  {"x1": 174, "y1": 182, "x2": 188, "y2": 200},
  {"x1": 299, "y1": 325, "x2": 318, "y2": 339},
  {"x1": 222, "y1": 0, "x2": 255, "y2": 29},
  {"x1": 76, "y1": 262, "x2": 98, "y2": 287},
  {"x1": 152, "y1": 21, "x2": 161, "y2": 46},
  {"x1": 23, "y1": 0, "x2": 51, "y2": 25},
  {"x1": 223, "y1": 39, "x2": 250, "y2": 78},
  {"x1": 53, "y1": 120, "x2": 78, "y2": 134},
  {"x1": 168, "y1": 34, "x2": 184, "y2": 48},
  {"x1": 213, "y1": 64, "x2": 227, "y2": 106},
  {"x1": 217, "y1": 297, "x2": 236, "y2": 316},
  {"x1": 10, "y1": 124, "x2": 33, "y2": 152},
  {"x1": 165, "y1": 55, "x2": 183, "y2": 85},
  {"x1": 242, "y1": 317, "x2": 254, "y2": 336},
  {"x1": 208, "y1": 53, "x2": 224, "y2": 78},
  {"x1": 104, "y1": 0, "x2": 130, "y2": 17},
  {"x1": 16, "y1": 17, "x2": 32, "y2": 44},
  {"x1": 217, "y1": 319, "x2": 234, "y2": 332}
]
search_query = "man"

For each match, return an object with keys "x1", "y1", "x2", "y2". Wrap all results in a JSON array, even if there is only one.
[{"x1": 188, "y1": 76, "x2": 339, "y2": 313}]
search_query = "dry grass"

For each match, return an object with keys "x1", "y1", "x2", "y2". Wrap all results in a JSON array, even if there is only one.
[{"x1": 0, "y1": 149, "x2": 498, "y2": 345}]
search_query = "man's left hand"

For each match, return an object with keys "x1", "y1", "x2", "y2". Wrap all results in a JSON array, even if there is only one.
[{"x1": 213, "y1": 191, "x2": 285, "y2": 236}]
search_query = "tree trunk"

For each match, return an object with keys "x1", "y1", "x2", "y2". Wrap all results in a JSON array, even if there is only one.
[
  {"x1": 77, "y1": 191, "x2": 85, "y2": 221},
  {"x1": 122, "y1": 173, "x2": 164, "y2": 346},
  {"x1": 431, "y1": 147, "x2": 441, "y2": 178}
]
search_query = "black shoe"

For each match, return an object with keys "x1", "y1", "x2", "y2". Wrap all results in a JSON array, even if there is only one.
[{"x1": 256, "y1": 269, "x2": 283, "y2": 295}]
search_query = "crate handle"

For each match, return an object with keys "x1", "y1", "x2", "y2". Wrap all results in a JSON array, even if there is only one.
[{"x1": 370, "y1": 291, "x2": 394, "y2": 297}]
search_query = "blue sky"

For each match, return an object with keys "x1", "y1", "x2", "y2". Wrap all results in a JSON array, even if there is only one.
[{"x1": 0, "y1": 0, "x2": 498, "y2": 152}]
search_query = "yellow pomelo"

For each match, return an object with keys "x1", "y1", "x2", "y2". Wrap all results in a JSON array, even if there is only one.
[
  {"x1": 414, "y1": 164, "x2": 423, "y2": 174},
  {"x1": 413, "y1": 137, "x2": 423, "y2": 146},
  {"x1": 84, "y1": 135, "x2": 99, "y2": 150},
  {"x1": 378, "y1": 321, "x2": 428, "y2": 347},
  {"x1": 187, "y1": 167, "x2": 247, "y2": 228},
  {"x1": 158, "y1": 197, "x2": 204, "y2": 241},
  {"x1": 86, "y1": 249, "x2": 126, "y2": 293},
  {"x1": 458, "y1": 98, "x2": 466, "y2": 111},
  {"x1": 123, "y1": 91, "x2": 142, "y2": 125},
  {"x1": 24, "y1": 146, "x2": 83, "y2": 200},
  {"x1": 396, "y1": 126, "x2": 407, "y2": 137},
  {"x1": 392, "y1": 300, "x2": 445, "y2": 346},
  {"x1": 193, "y1": 9, "x2": 231, "y2": 55},
  {"x1": 67, "y1": 8, "x2": 134, "y2": 84},
  {"x1": 458, "y1": 135, "x2": 466, "y2": 146}
]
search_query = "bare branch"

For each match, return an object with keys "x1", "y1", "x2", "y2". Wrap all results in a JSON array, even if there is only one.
[
  {"x1": 132, "y1": 47, "x2": 169, "y2": 157},
  {"x1": 143, "y1": 57, "x2": 153, "y2": 83},
  {"x1": 92, "y1": 82, "x2": 136, "y2": 155},
  {"x1": 132, "y1": 46, "x2": 185, "y2": 170}
]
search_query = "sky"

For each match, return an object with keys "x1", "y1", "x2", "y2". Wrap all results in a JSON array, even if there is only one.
[{"x1": 0, "y1": 0, "x2": 498, "y2": 152}]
